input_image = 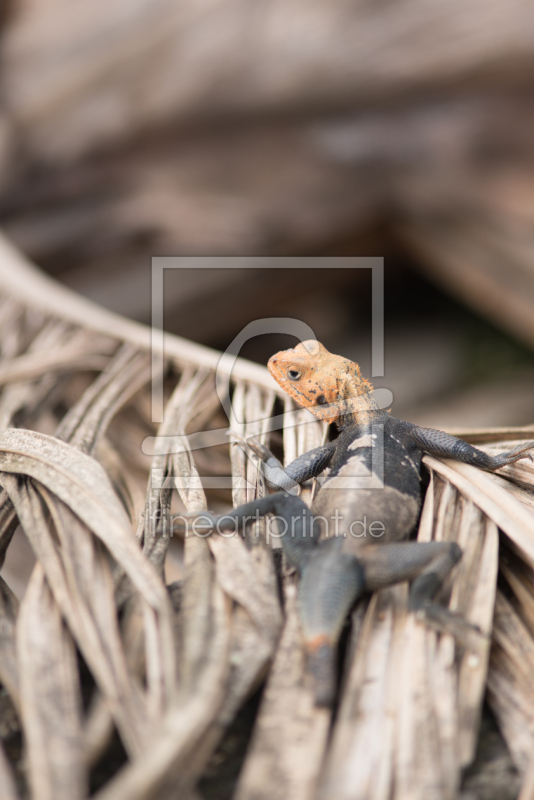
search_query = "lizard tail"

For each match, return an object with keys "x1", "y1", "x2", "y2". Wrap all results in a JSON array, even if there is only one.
[
  {"x1": 306, "y1": 637, "x2": 337, "y2": 707},
  {"x1": 298, "y1": 545, "x2": 365, "y2": 707}
]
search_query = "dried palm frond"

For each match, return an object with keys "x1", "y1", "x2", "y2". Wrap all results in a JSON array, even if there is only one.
[{"x1": 0, "y1": 232, "x2": 532, "y2": 800}]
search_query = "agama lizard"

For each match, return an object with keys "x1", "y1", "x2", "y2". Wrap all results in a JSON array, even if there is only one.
[{"x1": 199, "y1": 340, "x2": 534, "y2": 706}]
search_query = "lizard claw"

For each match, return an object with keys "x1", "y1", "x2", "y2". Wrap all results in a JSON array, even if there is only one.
[
  {"x1": 245, "y1": 436, "x2": 276, "y2": 461},
  {"x1": 498, "y1": 440, "x2": 534, "y2": 467},
  {"x1": 226, "y1": 430, "x2": 248, "y2": 448},
  {"x1": 413, "y1": 603, "x2": 488, "y2": 651},
  {"x1": 226, "y1": 431, "x2": 274, "y2": 462}
]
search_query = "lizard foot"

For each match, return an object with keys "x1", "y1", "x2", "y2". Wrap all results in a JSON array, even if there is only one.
[
  {"x1": 493, "y1": 440, "x2": 534, "y2": 468},
  {"x1": 226, "y1": 432, "x2": 274, "y2": 462},
  {"x1": 413, "y1": 603, "x2": 488, "y2": 650}
]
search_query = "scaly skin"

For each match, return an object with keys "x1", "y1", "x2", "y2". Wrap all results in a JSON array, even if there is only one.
[
  {"x1": 199, "y1": 341, "x2": 534, "y2": 706},
  {"x1": 268, "y1": 340, "x2": 377, "y2": 425}
]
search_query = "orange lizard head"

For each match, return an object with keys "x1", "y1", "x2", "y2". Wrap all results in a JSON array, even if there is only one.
[{"x1": 268, "y1": 340, "x2": 375, "y2": 424}]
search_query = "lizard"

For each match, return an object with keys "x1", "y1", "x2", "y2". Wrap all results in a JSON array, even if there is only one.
[{"x1": 196, "y1": 340, "x2": 534, "y2": 706}]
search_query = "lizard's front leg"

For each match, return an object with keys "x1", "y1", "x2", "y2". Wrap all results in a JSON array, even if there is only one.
[
  {"x1": 234, "y1": 434, "x2": 336, "y2": 491},
  {"x1": 410, "y1": 426, "x2": 534, "y2": 471}
]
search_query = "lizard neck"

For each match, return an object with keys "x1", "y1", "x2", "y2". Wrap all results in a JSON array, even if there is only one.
[
  {"x1": 336, "y1": 386, "x2": 380, "y2": 428},
  {"x1": 320, "y1": 369, "x2": 380, "y2": 428}
]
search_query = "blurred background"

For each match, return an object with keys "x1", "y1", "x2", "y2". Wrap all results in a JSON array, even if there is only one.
[
  {"x1": 0, "y1": 0, "x2": 533, "y2": 429},
  {"x1": 0, "y1": 9, "x2": 532, "y2": 793}
]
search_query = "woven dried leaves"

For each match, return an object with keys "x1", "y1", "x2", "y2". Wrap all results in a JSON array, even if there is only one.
[{"x1": 0, "y1": 244, "x2": 532, "y2": 800}]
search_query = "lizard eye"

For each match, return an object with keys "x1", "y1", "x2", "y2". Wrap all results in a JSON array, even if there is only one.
[{"x1": 287, "y1": 368, "x2": 301, "y2": 381}]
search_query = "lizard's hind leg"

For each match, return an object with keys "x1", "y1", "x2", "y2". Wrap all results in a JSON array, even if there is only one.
[{"x1": 359, "y1": 541, "x2": 483, "y2": 645}]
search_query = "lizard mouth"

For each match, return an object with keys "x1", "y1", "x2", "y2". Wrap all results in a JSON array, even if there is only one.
[{"x1": 267, "y1": 355, "x2": 279, "y2": 374}]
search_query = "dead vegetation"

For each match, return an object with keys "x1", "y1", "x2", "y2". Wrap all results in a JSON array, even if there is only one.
[
  {"x1": 0, "y1": 1, "x2": 533, "y2": 798},
  {"x1": 0, "y1": 238, "x2": 530, "y2": 799}
]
